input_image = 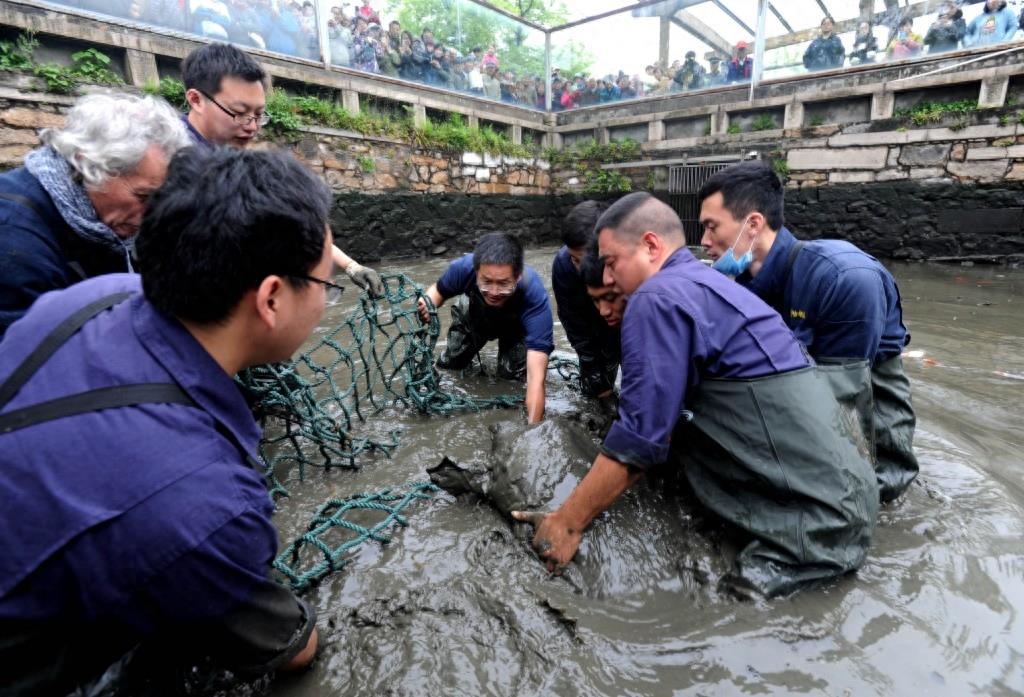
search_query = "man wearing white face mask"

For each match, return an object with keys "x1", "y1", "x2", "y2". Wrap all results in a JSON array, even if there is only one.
[
  {"x1": 512, "y1": 193, "x2": 879, "y2": 598},
  {"x1": 698, "y1": 161, "x2": 917, "y2": 503}
]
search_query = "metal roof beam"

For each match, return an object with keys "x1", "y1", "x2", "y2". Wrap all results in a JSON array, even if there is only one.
[
  {"x1": 669, "y1": 12, "x2": 733, "y2": 57},
  {"x1": 764, "y1": 0, "x2": 948, "y2": 50},
  {"x1": 710, "y1": 0, "x2": 755, "y2": 36},
  {"x1": 768, "y1": 3, "x2": 793, "y2": 33}
]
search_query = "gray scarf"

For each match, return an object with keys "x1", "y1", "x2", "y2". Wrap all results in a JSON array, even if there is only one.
[{"x1": 24, "y1": 146, "x2": 135, "y2": 272}]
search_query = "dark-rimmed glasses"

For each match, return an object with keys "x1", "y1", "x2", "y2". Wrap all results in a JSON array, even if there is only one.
[
  {"x1": 198, "y1": 89, "x2": 270, "y2": 127},
  {"x1": 293, "y1": 274, "x2": 345, "y2": 303}
]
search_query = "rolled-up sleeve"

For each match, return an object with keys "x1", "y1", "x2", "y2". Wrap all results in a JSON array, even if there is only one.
[
  {"x1": 601, "y1": 290, "x2": 697, "y2": 470},
  {"x1": 435, "y1": 255, "x2": 474, "y2": 300}
]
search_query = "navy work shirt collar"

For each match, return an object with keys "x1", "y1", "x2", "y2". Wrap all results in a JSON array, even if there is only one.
[
  {"x1": 130, "y1": 293, "x2": 261, "y2": 459},
  {"x1": 738, "y1": 226, "x2": 797, "y2": 307},
  {"x1": 646, "y1": 246, "x2": 698, "y2": 284},
  {"x1": 182, "y1": 114, "x2": 213, "y2": 150}
]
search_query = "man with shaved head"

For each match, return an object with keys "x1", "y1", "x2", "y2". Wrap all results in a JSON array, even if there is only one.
[{"x1": 514, "y1": 192, "x2": 879, "y2": 597}]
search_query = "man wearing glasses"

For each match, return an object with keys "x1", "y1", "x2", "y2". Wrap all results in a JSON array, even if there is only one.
[
  {"x1": 181, "y1": 42, "x2": 384, "y2": 296},
  {"x1": 417, "y1": 232, "x2": 554, "y2": 424},
  {"x1": 0, "y1": 147, "x2": 330, "y2": 694}
]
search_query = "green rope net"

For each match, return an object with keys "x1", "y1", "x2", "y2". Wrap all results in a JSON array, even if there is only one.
[
  {"x1": 237, "y1": 273, "x2": 581, "y2": 592},
  {"x1": 237, "y1": 273, "x2": 523, "y2": 499},
  {"x1": 273, "y1": 482, "x2": 438, "y2": 591}
]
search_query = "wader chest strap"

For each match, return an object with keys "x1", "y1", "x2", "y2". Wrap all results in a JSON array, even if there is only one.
[
  {"x1": 0, "y1": 292, "x2": 196, "y2": 434},
  {"x1": 0, "y1": 293, "x2": 131, "y2": 409},
  {"x1": 782, "y1": 240, "x2": 807, "y2": 318},
  {"x1": 0, "y1": 384, "x2": 195, "y2": 434}
]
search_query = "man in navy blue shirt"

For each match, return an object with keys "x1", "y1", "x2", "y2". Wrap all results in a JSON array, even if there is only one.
[
  {"x1": 181, "y1": 42, "x2": 384, "y2": 297},
  {"x1": 698, "y1": 161, "x2": 917, "y2": 503},
  {"x1": 418, "y1": 233, "x2": 554, "y2": 424},
  {"x1": 578, "y1": 251, "x2": 626, "y2": 329},
  {"x1": 551, "y1": 200, "x2": 621, "y2": 400},
  {"x1": 514, "y1": 193, "x2": 878, "y2": 597},
  {"x1": 0, "y1": 148, "x2": 332, "y2": 693}
]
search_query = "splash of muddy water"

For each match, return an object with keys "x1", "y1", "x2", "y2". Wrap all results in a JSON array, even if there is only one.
[{"x1": 266, "y1": 252, "x2": 1023, "y2": 696}]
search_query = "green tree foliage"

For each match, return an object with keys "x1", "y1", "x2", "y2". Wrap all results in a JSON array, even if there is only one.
[{"x1": 384, "y1": 0, "x2": 592, "y2": 78}]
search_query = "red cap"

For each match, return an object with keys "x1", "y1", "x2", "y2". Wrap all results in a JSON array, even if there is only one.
[{"x1": 736, "y1": 40, "x2": 749, "y2": 49}]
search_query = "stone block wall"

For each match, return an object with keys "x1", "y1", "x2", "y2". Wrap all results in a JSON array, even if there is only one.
[
  {"x1": 785, "y1": 182, "x2": 1024, "y2": 262},
  {"x1": 0, "y1": 99, "x2": 69, "y2": 167},
  {"x1": 784, "y1": 118, "x2": 1024, "y2": 187},
  {"x1": 329, "y1": 193, "x2": 566, "y2": 261},
  {"x1": 276, "y1": 127, "x2": 552, "y2": 197},
  {"x1": 3, "y1": 86, "x2": 1024, "y2": 262}
]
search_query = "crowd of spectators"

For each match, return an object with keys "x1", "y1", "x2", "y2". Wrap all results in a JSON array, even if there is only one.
[
  {"x1": 53, "y1": 0, "x2": 1024, "y2": 111},
  {"x1": 59, "y1": 0, "x2": 323, "y2": 60},
  {"x1": 801, "y1": 1, "x2": 1022, "y2": 69},
  {"x1": 325, "y1": 6, "x2": 553, "y2": 109}
]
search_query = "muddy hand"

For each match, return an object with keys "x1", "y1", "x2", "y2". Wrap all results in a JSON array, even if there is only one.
[
  {"x1": 511, "y1": 510, "x2": 582, "y2": 575},
  {"x1": 345, "y1": 262, "x2": 385, "y2": 298},
  {"x1": 416, "y1": 296, "x2": 431, "y2": 324}
]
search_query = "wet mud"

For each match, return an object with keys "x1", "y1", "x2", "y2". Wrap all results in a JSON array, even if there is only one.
[
  {"x1": 427, "y1": 417, "x2": 730, "y2": 599},
  {"x1": 265, "y1": 253, "x2": 1024, "y2": 697}
]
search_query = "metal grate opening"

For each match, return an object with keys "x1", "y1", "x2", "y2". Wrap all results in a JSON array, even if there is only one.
[{"x1": 668, "y1": 163, "x2": 732, "y2": 246}]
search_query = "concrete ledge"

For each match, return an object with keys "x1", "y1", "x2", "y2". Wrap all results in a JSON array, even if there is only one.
[{"x1": 789, "y1": 147, "x2": 888, "y2": 170}]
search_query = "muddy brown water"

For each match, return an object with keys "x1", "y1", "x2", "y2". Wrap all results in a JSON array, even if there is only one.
[{"x1": 266, "y1": 249, "x2": 1024, "y2": 697}]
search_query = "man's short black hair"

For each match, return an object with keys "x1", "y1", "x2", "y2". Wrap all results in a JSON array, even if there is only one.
[
  {"x1": 561, "y1": 200, "x2": 609, "y2": 249},
  {"x1": 472, "y1": 232, "x2": 524, "y2": 277},
  {"x1": 578, "y1": 252, "x2": 607, "y2": 289},
  {"x1": 137, "y1": 147, "x2": 331, "y2": 324},
  {"x1": 182, "y1": 43, "x2": 266, "y2": 96},
  {"x1": 594, "y1": 192, "x2": 685, "y2": 242},
  {"x1": 696, "y1": 161, "x2": 784, "y2": 231}
]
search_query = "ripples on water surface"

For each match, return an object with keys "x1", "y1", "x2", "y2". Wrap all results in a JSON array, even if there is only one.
[{"x1": 269, "y1": 251, "x2": 1024, "y2": 697}]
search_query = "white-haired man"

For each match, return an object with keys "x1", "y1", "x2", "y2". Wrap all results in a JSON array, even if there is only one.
[{"x1": 0, "y1": 92, "x2": 190, "y2": 338}]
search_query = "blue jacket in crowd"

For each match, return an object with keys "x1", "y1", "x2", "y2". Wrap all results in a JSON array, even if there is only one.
[
  {"x1": 0, "y1": 166, "x2": 127, "y2": 340},
  {"x1": 738, "y1": 227, "x2": 909, "y2": 364},
  {"x1": 0, "y1": 274, "x2": 313, "y2": 693},
  {"x1": 964, "y1": 2, "x2": 1018, "y2": 46}
]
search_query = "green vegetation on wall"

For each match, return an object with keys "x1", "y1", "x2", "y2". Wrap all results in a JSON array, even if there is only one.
[
  {"x1": 543, "y1": 138, "x2": 640, "y2": 193},
  {"x1": 0, "y1": 31, "x2": 122, "y2": 94},
  {"x1": 143, "y1": 79, "x2": 537, "y2": 158},
  {"x1": 541, "y1": 137, "x2": 640, "y2": 169},
  {"x1": 750, "y1": 114, "x2": 777, "y2": 131},
  {"x1": 143, "y1": 76, "x2": 186, "y2": 110},
  {"x1": 894, "y1": 100, "x2": 978, "y2": 128}
]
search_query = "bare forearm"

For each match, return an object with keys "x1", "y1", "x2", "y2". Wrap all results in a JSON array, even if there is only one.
[
  {"x1": 525, "y1": 350, "x2": 547, "y2": 424},
  {"x1": 331, "y1": 244, "x2": 353, "y2": 271},
  {"x1": 425, "y1": 284, "x2": 443, "y2": 309},
  {"x1": 557, "y1": 453, "x2": 641, "y2": 531}
]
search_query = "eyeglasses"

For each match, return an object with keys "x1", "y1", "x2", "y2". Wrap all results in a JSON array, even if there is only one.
[
  {"x1": 293, "y1": 274, "x2": 345, "y2": 304},
  {"x1": 198, "y1": 90, "x2": 270, "y2": 127},
  {"x1": 477, "y1": 279, "x2": 518, "y2": 296}
]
